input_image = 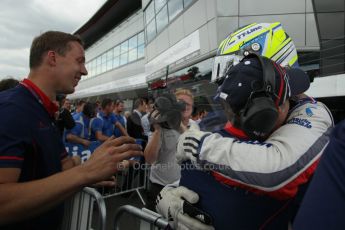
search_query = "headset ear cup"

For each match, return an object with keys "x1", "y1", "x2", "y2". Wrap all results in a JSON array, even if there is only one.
[{"x1": 240, "y1": 96, "x2": 278, "y2": 139}]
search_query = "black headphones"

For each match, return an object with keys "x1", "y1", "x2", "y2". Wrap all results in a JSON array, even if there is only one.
[{"x1": 238, "y1": 54, "x2": 278, "y2": 140}]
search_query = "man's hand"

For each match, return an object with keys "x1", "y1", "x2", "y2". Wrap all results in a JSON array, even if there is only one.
[
  {"x1": 149, "y1": 109, "x2": 161, "y2": 125},
  {"x1": 80, "y1": 136, "x2": 142, "y2": 185},
  {"x1": 81, "y1": 139, "x2": 91, "y2": 148},
  {"x1": 156, "y1": 186, "x2": 214, "y2": 230},
  {"x1": 176, "y1": 129, "x2": 211, "y2": 163}
]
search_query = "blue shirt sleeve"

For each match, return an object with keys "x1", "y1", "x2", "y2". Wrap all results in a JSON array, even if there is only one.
[
  {"x1": 91, "y1": 117, "x2": 103, "y2": 132},
  {"x1": 69, "y1": 122, "x2": 83, "y2": 137},
  {"x1": 111, "y1": 113, "x2": 118, "y2": 124}
]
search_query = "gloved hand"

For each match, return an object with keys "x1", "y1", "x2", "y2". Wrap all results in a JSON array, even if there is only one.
[
  {"x1": 176, "y1": 128, "x2": 211, "y2": 163},
  {"x1": 156, "y1": 186, "x2": 214, "y2": 230}
]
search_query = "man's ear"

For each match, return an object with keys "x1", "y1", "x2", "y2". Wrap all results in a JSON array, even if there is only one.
[{"x1": 46, "y1": 50, "x2": 57, "y2": 67}]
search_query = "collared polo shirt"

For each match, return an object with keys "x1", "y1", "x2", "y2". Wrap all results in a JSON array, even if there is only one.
[
  {"x1": 112, "y1": 112, "x2": 126, "y2": 137},
  {"x1": 98, "y1": 111, "x2": 115, "y2": 137},
  {"x1": 0, "y1": 79, "x2": 67, "y2": 230}
]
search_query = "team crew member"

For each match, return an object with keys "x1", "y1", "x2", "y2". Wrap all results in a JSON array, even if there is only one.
[
  {"x1": 66, "y1": 102, "x2": 97, "y2": 147},
  {"x1": 91, "y1": 98, "x2": 116, "y2": 142},
  {"x1": 113, "y1": 99, "x2": 128, "y2": 137},
  {"x1": 0, "y1": 31, "x2": 142, "y2": 229}
]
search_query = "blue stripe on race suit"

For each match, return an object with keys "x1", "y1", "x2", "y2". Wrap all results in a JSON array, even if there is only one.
[{"x1": 199, "y1": 127, "x2": 332, "y2": 189}]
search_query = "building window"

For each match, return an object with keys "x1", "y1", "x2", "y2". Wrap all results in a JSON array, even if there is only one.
[
  {"x1": 183, "y1": 0, "x2": 193, "y2": 8},
  {"x1": 84, "y1": 31, "x2": 145, "y2": 80},
  {"x1": 146, "y1": 19, "x2": 157, "y2": 42},
  {"x1": 168, "y1": 0, "x2": 183, "y2": 21},
  {"x1": 144, "y1": 0, "x2": 196, "y2": 43},
  {"x1": 156, "y1": 5, "x2": 169, "y2": 33}
]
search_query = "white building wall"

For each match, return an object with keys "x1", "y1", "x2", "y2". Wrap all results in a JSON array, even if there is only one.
[
  {"x1": 73, "y1": 11, "x2": 146, "y2": 97},
  {"x1": 144, "y1": 0, "x2": 320, "y2": 81},
  {"x1": 73, "y1": 0, "x2": 321, "y2": 99}
]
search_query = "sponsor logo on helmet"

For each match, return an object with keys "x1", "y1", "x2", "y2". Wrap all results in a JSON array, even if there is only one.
[{"x1": 237, "y1": 25, "x2": 262, "y2": 40}]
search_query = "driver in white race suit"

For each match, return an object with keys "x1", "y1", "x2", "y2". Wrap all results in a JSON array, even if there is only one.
[{"x1": 155, "y1": 22, "x2": 334, "y2": 230}]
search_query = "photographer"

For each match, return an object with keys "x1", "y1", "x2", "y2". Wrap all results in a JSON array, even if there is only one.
[{"x1": 144, "y1": 89, "x2": 195, "y2": 211}]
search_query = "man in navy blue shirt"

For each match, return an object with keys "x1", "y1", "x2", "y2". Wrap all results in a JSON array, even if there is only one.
[
  {"x1": 0, "y1": 31, "x2": 142, "y2": 229},
  {"x1": 293, "y1": 119, "x2": 345, "y2": 230}
]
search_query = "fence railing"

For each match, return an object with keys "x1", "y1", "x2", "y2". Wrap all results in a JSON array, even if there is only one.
[
  {"x1": 113, "y1": 205, "x2": 170, "y2": 230},
  {"x1": 60, "y1": 187, "x2": 106, "y2": 230}
]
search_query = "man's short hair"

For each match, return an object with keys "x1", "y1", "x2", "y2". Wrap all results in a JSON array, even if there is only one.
[
  {"x1": 175, "y1": 88, "x2": 194, "y2": 100},
  {"x1": 134, "y1": 98, "x2": 146, "y2": 109},
  {"x1": 77, "y1": 99, "x2": 86, "y2": 107},
  {"x1": 115, "y1": 99, "x2": 124, "y2": 106},
  {"x1": 29, "y1": 31, "x2": 83, "y2": 69},
  {"x1": 83, "y1": 102, "x2": 97, "y2": 118},
  {"x1": 0, "y1": 78, "x2": 19, "y2": 92},
  {"x1": 101, "y1": 98, "x2": 113, "y2": 109}
]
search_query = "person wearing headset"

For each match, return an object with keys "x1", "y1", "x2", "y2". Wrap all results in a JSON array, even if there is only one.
[{"x1": 155, "y1": 23, "x2": 333, "y2": 230}]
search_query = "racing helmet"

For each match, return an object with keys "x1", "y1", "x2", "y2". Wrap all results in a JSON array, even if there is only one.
[{"x1": 211, "y1": 22, "x2": 299, "y2": 84}]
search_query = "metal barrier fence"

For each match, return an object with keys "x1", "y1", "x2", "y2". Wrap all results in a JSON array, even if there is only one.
[
  {"x1": 60, "y1": 187, "x2": 106, "y2": 230},
  {"x1": 99, "y1": 163, "x2": 150, "y2": 206},
  {"x1": 113, "y1": 205, "x2": 170, "y2": 230}
]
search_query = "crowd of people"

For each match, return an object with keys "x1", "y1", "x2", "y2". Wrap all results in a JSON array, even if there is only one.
[{"x1": 0, "y1": 22, "x2": 344, "y2": 230}]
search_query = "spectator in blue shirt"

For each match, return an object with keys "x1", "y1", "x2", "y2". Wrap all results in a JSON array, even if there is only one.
[
  {"x1": 66, "y1": 102, "x2": 97, "y2": 147},
  {"x1": 91, "y1": 98, "x2": 116, "y2": 142},
  {"x1": 71, "y1": 99, "x2": 86, "y2": 118},
  {"x1": 113, "y1": 99, "x2": 128, "y2": 137}
]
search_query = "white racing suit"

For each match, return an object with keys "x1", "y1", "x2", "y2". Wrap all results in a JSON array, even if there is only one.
[{"x1": 175, "y1": 97, "x2": 334, "y2": 229}]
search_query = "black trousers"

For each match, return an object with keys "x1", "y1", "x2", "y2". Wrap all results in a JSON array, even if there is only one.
[{"x1": 146, "y1": 181, "x2": 164, "y2": 211}]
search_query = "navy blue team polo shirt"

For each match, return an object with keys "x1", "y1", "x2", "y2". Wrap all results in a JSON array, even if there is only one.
[{"x1": 0, "y1": 79, "x2": 67, "y2": 230}]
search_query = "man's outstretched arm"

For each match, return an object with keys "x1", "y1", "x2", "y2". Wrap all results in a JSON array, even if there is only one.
[{"x1": 0, "y1": 136, "x2": 142, "y2": 225}]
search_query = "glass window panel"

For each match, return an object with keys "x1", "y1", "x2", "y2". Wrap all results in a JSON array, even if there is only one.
[
  {"x1": 138, "y1": 32, "x2": 145, "y2": 45},
  {"x1": 145, "y1": 2, "x2": 155, "y2": 25},
  {"x1": 96, "y1": 56, "x2": 102, "y2": 66},
  {"x1": 106, "y1": 60, "x2": 112, "y2": 71},
  {"x1": 156, "y1": 5, "x2": 168, "y2": 33},
  {"x1": 128, "y1": 36, "x2": 137, "y2": 50},
  {"x1": 155, "y1": 0, "x2": 167, "y2": 13},
  {"x1": 183, "y1": 0, "x2": 193, "y2": 8},
  {"x1": 106, "y1": 49, "x2": 113, "y2": 60},
  {"x1": 120, "y1": 53, "x2": 128, "y2": 65},
  {"x1": 113, "y1": 56, "x2": 120, "y2": 68},
  {"x1": 168, "y1": 0, "x2": 183, "y2": 21},
  {"x1": 101, "y1": 53, "x2": 107, "y2": 64},
  {"x1": 138, "y1": 44, "x2": 145, "y2": 59},
  {"x1": 128, "y1": 48, "x2": 138, "y2": 62},
  {"x1": 120, "y1": 41, "x2": 128, "y2": 54},
  {"x1": 96, "y1": 64, "x2": 101, "y2": 75},
  {"x1": 113, "y1": 46, "x2": 120, "y2": 56},
  {"x1": 101, "y1": 62, "x2": 107, "y2": 73},
  {"x1": 146, "y1": 18, "x2": 157, "y2": 42}
]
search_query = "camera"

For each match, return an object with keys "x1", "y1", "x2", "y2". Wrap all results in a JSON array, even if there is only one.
[{"x1": 149, "y1": 93, "x2": 186, "y2": 130}]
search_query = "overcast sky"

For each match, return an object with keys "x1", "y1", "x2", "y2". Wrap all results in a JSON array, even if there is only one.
[{"x1": 0, "y1": 0, "x2": 107, "y2": 80}]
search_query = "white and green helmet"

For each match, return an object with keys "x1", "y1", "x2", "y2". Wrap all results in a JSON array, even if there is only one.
[{"x1": 211, "y1": 22, "x2": 299, "y2": 83}]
